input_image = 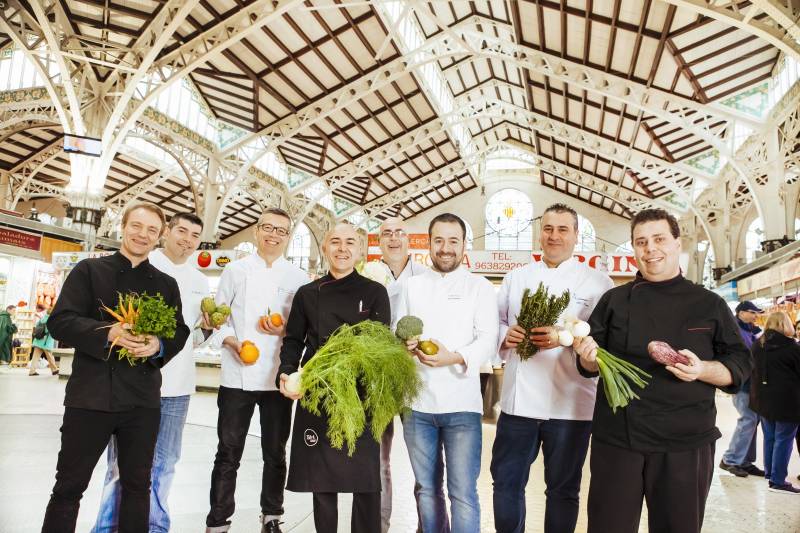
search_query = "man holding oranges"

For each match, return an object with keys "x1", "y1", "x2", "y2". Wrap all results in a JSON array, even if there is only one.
[{"x1": 205, "y1": 208, "x2": 308, "y2": 533}]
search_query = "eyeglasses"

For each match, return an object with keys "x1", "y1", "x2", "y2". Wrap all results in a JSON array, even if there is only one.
[
  {"x1": 380, "y1": 229, "x2": 407, "y2": 239},
  {"x1": 257, "y1": 224, "x2": 289, "y2": 237}
]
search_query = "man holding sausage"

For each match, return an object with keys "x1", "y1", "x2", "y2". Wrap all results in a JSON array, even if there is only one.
[{"x1": 574, "y1": 208, "x2": 751, "y2": 533}]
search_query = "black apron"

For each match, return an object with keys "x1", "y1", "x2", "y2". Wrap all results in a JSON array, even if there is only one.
[{"x1": 284, "y1": 271, "x2": 390, "y2": 493}]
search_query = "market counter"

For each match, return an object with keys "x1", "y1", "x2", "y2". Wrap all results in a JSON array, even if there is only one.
[{"x1": 58, "y1": 352, "x2": 223, "y2": 392}]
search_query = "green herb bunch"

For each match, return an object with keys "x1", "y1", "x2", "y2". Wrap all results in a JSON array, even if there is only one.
[
  {"x1": 102, "y1": 293, "x2": 177, "y2": 366},
  {"x1": 595, "y1": 348, "x2": 650, "y2": 413},
  {"x1": 300, "y1": 320, "x2": 421, "y2": 456},
  {"x1": 515, "y1": 283, "x2": 571, "y2": 360}
]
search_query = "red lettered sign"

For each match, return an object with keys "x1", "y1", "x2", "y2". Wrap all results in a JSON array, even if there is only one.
[{"x1": 0, "y1": 227, "x2": 41, "y2": 251}]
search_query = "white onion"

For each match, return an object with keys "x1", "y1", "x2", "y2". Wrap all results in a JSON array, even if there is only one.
[
  {"x1": 558, "y1": 330, "x2": 575, "y2": 347},
  {"x1": 571, "y1": 320, "x2": 591, "y2": 338},
  {"x1": 285, "y1": 370, "x2": 303, "y2": 394}
]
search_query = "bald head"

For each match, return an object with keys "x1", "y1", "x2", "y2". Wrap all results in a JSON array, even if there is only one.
[
  {"x1": 378, "y1": 217, "x2": 409, "y2": 266},
  {"x1": 323, "y1": 222, "x2": 362, "y2": 278}
]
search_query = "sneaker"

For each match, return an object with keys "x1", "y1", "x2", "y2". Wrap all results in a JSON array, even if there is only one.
[
  {"x1": 719, "y1": 460, "x2": 749, "y2": 477},
  {"x1": 742, "y1": 464, "x2": 766, "y2": 477},
  {"x1": 768, "y1": 483, "x2": 800, "y2": 495},
  {"x1": 262, "y1": 519, "x2": 283, "y2": 533}
]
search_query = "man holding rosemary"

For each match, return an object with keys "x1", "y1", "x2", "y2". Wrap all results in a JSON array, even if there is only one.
[
  {"x1": 492, "y1": 203, "x2": 613, "y2": 533},
  {"x1": 377, "y1": 217, "x2": 430, "y2": 533},
  {"x1": 92, "y1": 212, "x2": 210, "y2": 533},
  {"x1": 42, "y1": 203, "x2": 190, "y2": 533},
  {"x1": 574, "y1": 208, "x2": 750, "y2": 533}
]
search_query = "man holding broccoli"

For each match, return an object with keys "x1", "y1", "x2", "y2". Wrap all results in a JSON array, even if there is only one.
[
  {"x1": 492, "y1": 203, "x2": 613, "y2": 533},
  {"x1": 574, "y1": 208, "x2": 751, "y2": 533},
  {"x1": 42, "y1": 203, "x2": 190, "y2": 533},
  {"x1": 396, "y1": 213, "x2": 499, "y2": 533}
]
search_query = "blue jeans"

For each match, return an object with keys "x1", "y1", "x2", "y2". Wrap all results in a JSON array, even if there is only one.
[
  {"x1": 722, "y1": 389, "x2": 759, "y2": 466},
  {"x1": 490, "y1": 413, "x2": 592, "y2": 533},
  {"x1": 762, "y1": 418, "x2": 799, "y2": 485},
  {"x1": 92, "y1": 395, "x2": 190, "y2": 533},
  {"x1": 403, "y1": 411, "x2": 482, "y2": 533}
]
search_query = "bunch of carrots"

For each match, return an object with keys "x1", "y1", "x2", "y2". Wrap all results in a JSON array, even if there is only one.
[{"x1": 101, "y1": 292, "x2": 177, "y2": 366}]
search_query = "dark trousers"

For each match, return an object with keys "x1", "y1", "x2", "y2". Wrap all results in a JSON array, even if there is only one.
[
  {"x1": 313, "y1": 492, "x2": 381, "y2": 533},
  {"x1": 587, "y1": 440, "x2": 714, "y2": 533},
  {"x1": 490, "y1": 413, "x2": 592, "y2": 533},
  {"x1": 206, "y1": 387, "x2": 292, "y2": 527},
  {"x1": 42, "y1": 406, "x2": 160, "y2": 533}
]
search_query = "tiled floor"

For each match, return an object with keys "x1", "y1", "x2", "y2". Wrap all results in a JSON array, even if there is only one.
[{"x1": 1, "y1": 368, "x2": 798, "y2": 532}]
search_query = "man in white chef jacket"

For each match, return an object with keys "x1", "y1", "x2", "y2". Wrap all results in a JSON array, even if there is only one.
[
  {"x1": 92, "y1": 212, "x2": 210, "y2": 533},
  {"x1": 396, "y1": 213, "x2": 499, "y2": 533},
  {"x1": 491, "y1": 203, "x2": 613, "y2": 533},
  {"x1": 377, "y1": 217, "x2": 430, "y2": 533},
  {"x1": 205, "y1": 208, "x2": 308, "y2": 533}
]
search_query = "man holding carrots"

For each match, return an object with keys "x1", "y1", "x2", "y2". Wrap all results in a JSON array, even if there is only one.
[
  {"x1": 205, "y1": 208, "x2": 308, "y2": 533},
  {"x1": 574, "y1": 208, "x2": 751, "y2": 533},
  {"x1": 491, "y1": 203, "x2": 613, "y2": 533},
  {"x1": 92, "y1": 212, "x2": 210, "y2": 533},
  {"x1": 42, "y1": 202, "x2": 190, "y2": 533}
]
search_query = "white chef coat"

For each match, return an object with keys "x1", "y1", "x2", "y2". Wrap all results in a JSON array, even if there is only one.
[
  {"x1": 214, "y1": 254, "x2": 308, "y2": 391},
  {"x1": 395, "y1": 266, "x2": 499, "y2": 414},
  {"x1": 384, "y1": 256, "x2": 429, "y2": 324},
  {"x1": 498, "y1": 257, "x2": 614, "y2": 420},
  {"x1": 149, "y1": 249, "x2": 210, "y2": 397}
]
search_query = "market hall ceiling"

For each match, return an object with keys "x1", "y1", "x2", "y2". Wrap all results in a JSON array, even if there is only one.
[{"x1": 0, "y1": 0, "x2": 798, "y2": 239}]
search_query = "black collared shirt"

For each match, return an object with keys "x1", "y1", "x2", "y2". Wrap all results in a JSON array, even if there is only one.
[
  {"x1": 578, "y1": 273, "x2": 750, "y2": 452},
  {"x1": 49, "y1": 252, "x2": 190, "y2": 411}
]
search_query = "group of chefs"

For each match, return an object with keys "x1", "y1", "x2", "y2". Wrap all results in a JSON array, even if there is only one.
[{"x1": 39, "y1": 199, "x2": 750, "y2": 533}]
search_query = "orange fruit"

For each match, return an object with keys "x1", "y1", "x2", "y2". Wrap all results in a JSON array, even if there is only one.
[
  {"x1": 270, "y1": 313, "x2": 283, "y2": 327},
  {"x1": 258, "y1": 316, "x2": 270, "y2": 331},
  {"x1": 239, "y1": 343, "x2": 259, "y2": 364}
]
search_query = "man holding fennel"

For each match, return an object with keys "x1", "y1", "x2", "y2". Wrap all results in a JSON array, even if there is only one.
[
  {"x1": 277, "y1": 222, "x2": 391, "y2": 533},
  {"x1": 41, "y1": 203, "x2": 190, "y2": 533},
  {"x1": 492, "y1": 203, "x2": 613, "y2": 533},
  {"x1": 574, "y1": 208, "x2": 751, "y2": 533}
]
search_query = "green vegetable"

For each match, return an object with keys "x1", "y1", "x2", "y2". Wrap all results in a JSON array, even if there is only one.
[
  {"x1": 396, "y1": 315, "x2": 423, "y2": 341},
  {"x1": 103, "y1": 293, "x2": 177, "y2": 366},
  {"x1": 595, "y1": 348, "x2": 650, "y2": 413},
  {"x1": 515, "y1": 283, "x2": 570, "y2": 360},
  {"x1": 301, "y1": 320, "x2": 421, "y2": 456}
]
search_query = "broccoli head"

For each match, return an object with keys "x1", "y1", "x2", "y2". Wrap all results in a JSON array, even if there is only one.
[{"x1": 396, "y1": 315, "x2": 424, "y2": 341}]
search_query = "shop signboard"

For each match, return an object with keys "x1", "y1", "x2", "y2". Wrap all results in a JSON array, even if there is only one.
[
  {"x1": 52, "y1": 251, "x2": 114, "y2": 270},
  {"x1": 712, "y1": 281, "x2": 738, "y2": 303},
  {"x1": 0, "y1": 227, "x2": 41, "y2": 252}
]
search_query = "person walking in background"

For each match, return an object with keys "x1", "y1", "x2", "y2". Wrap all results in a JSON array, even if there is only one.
[
  {"x1": 29, "y1": 303, "x2": 58, "y2": 376},
  {"x1": 92, "y1": 212, "x2": 212, "y2": 533},
  {"x1": 492, "y1": 204, "x2": 613, "y2": 533},
  {"x1": 719, "y1": 300, "x2": 765, "y2": 478},
  {"x1": 0, "y1": 304, "x2": 17, "y2": 364},
  {"x1": 749, "y1": 311, "x2": 800, "y2": 495}
]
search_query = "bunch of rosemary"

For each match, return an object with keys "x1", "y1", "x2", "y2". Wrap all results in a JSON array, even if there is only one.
[
  {"x1": 515, "y1": 283, "x2": 571, "y2": 361},
  {"x1": 300, "y1": 320, "x2": 421, "y2": 456}
]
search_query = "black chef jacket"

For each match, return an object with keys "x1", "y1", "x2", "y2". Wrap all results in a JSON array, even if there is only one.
[
  {"x1": 277, "y1": 270, "x2": 391, "y2": 493},
  {"x1": 49, "y1": 252, "x2": 190, "y2": 412},
  {"x1": 578, "y1": 273, "x2": 750, "y2": 453}
]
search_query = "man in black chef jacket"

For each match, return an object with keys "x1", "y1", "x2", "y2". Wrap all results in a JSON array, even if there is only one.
[
  {"x1": 277, "y1": 222, "x2": 391, "y2": 533},
  {"x1": 41, "y1": 203, "x2": 190, "y2": 533},
  {"x1": 573, "y1": 208, "x2": 750, "y2": 533}
]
